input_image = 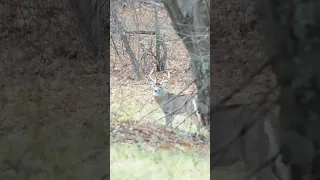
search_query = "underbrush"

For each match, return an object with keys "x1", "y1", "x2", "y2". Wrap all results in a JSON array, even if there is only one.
[{"x1": 110, "y1": 143, "x2": 209, "y2": 180}]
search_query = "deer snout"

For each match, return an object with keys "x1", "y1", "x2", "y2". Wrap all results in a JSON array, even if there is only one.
[{"x1": 153, "y1": 88, "x2": 160, "y2": 96}]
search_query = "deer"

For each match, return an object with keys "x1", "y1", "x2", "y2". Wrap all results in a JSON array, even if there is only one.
[
  {"x1": 210, "y1": 103, "x2": 290, "y2": 180},
  {"x1": 147, "y1": 69, "x2": 203, "y2": 131}
]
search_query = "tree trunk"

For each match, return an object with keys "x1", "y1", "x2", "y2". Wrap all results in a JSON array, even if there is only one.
[{"x1": 160, "y1": 0, "x2": 210, "y2": 127}]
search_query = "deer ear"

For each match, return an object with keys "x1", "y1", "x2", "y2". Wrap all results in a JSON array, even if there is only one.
[{"x1": 161, "y1": 81, "x2": 169, "y2": 89}]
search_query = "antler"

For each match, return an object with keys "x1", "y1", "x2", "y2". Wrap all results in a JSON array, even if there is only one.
[
  {"x1": 164, "y1": 70, "x2": 170, "y2": 79},
  {"x1": 149, "y1": 68, "x2": 157, "y2": 82},
  {"x1": 160, "y1": 70, "x2": 170, "y2": 84}
]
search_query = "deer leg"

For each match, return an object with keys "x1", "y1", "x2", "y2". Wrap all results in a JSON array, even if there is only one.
[
  {"x1": 190, "y1": 116, "x2": 200, "y2": 137},
  {"x1": 190, "y1": 107, "x2": 202, "y2": 134},
  {"x1": 195, "y1": 119, "x2": 201, "y2": 134},
  {"x1": 196, "y1": 114, "x2": 202, "y2": 133},
  {"x1": 165, "y1": 114, "x2": 173, "y2": 127}
]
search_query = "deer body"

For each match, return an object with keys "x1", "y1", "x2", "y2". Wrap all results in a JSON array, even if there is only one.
[
  {"x1": 153, "y1": 91, "x2": 200, "y2": 127},
  {"x1": 147, "y1": 69, "x2": 201, "y2": 128}
]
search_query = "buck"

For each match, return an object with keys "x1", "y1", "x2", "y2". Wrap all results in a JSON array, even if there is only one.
[
  {"x1": 211, "y1": 104, "x2": 290, "y2": 180},
  {"x1": 147, "y1": 69, "x2": 202, "y2": 130}
]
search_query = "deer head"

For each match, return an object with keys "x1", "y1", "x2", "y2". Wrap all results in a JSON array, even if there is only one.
[{"x1": 147, "y1": 68, "x2": 170, "y2": 97}]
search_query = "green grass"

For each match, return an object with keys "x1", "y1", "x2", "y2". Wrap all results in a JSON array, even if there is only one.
[{"x1": 110, "y1": 143, "x2": 210, "y2": 180}]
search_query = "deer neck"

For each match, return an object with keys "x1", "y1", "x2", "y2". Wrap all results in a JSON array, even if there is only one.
[
  {"x1": 153, "y1": 96, "x2": 162, "y2": 105},
  {"x1": 153, "y1": 91, "x2": 170, "y2": 105}
]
